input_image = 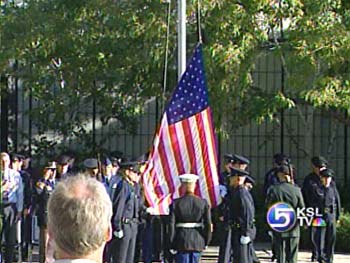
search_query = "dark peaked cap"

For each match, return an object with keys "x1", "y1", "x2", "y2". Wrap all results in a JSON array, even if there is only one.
[
  {"x1": 83, "y1": 158, "x2": 98, "y2": 169},
  {"x1": 56, "y1": 155, "x2": 71, "y2": 165},
  {"x1": 277, "y1": 164, "x2": 292, "y2": 175},
  {"x1": 224, "y1": 153, "x2": 250, "y2": 165},
  {"x1": 273, "y1": 153, "x2": 289, "y2": 165},
  {"x1": 245, "y1": 175, "x2": 256, "y2": 184},
  {"x1": 311, "y1": 156, "x2": 328, "y2": 168},
  {"x1": 230, "y1": 167, "x2": 249, "y2": 177},
  {"x1": 320, "y1": 168, "x2": 334, "y2": 178},
  {"x1": 119, "y1": 159, "x2": 140, "y2": 171},
  {"x1": 232, "y1": 154, "x2": 250, "y2": 165}
]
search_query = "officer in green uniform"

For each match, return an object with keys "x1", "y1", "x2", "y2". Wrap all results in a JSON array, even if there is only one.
[{"x1": 266, "y1": 165, "x2": 305, "y2": 263}]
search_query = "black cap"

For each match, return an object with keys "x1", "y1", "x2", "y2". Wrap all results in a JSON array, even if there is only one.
[
  {"x1": 273, "y1": 153, "x2": 290, "y2": 165},
  {"x1": 56, "y1": 155, "x2": 71, "y2": 165},
  {"x1": 232, "y1": 154, "x2": 250, "y2": 165},
  {"x1": 277, "y1": 165, "x2": 292, "y2": 175},
  {"x1": 119, "y1": 158, "x2": 140, "y2": 172},
  {"x1": 245, "y1": 175, "x2": 256, "y2": 184},
  {"x1": 137, "y1": 152, "x2": 149, "y2": 165},
  {"x1": 224, "y1": 153, "x2": 250, "y2": 165},
  {"x1": 11, "y1": 153, "x2": 25, "y2": 162},
  {"x1": 224, "y1": 153, "x2": 234, "y2": 163},
  {"x1": 230, "y1": 167, "x2": 249, "y2": 177},
  {"x1": 311, "y1": 156, "x2": 328, "y2": 168},
  {"x1": 83, "y1": 158, "x2": 98, "y2": 169},
  {"x1": 320, "y1": 168, "x2": 334, "y2": 178},
  {"x1": 102, "y1": 157, "x2": 112, "y2": 166}
]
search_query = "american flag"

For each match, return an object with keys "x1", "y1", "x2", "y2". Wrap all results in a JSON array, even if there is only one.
[{"x1": 142, "y1": 44, "x2": 221, "y2": 215}]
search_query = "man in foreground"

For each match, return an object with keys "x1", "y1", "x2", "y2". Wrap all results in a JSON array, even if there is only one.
[{"x1": 47, "y1": 174, "x2": 113, "y2": 263}]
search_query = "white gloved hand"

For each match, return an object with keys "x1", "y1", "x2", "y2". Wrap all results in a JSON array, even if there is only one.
[
  {"x1": 219, "y1": 185, "x2": 228, "y2": 198},
  {"x1": 169, "y1": 249, "x2": 177, "y2": 255},
  {"x1": 113, "y1": 230, "x2": 124, "y2": 239},
  {"x1": 240, "y1": 235, "x2": 251, "y2": 245},
  {"x1": 146, "y1": 207, "x2": 154, "y2": 214}
]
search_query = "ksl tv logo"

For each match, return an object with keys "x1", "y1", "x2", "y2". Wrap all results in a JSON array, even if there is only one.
[{"x1": 267, "y1": 202, "x2": 326, "y2": 232}]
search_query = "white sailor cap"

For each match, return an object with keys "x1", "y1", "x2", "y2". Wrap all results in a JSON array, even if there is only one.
[{"x1": 178, "y1": 173, "x2": 199, "y2": 183}]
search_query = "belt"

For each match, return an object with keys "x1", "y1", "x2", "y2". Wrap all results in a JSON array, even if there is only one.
[
  {"x1": 175, "y1": 222, "x2": 203, "y2": 228},
  {"x1": 122, "y1": 218, "x2": 138, "y2": 224},
  {"x1": 324, "y1": 207, "x2": 334, "y2": 214},
  {"x1": 3, "y1": 203, "x2": 16, "y2": 208}
]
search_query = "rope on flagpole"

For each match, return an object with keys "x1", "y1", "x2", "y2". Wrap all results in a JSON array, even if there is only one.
[
  {"x1": 196, "y1": 0, "x2": 202, "y2": 44},
  {"x1": 161, "y1": 0, "x2": 172, "y2": 113}
]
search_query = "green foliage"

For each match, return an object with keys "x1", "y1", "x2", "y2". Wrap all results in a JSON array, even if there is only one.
[
  {"x1": 1, "y1": 0, "x2": 350, "y2": 151},
  {"x1": 336, "y1": 212, "x2": 350, "y2": 252}
]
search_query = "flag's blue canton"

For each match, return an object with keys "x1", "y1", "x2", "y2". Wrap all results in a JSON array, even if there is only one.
[{"x1": 165, "y1": 46, "x2": 209, "y2": 125}]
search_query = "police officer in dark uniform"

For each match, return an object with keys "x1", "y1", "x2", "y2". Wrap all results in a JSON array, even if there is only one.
[
  {"x1": 264, "y1": 154, "x2": 290, "y2": 196},
  {"x1": 244, "y1": 175, "x2": 260, "y2": 263},
  {"x1": 56, "y1": 154, "x2": 72, "y2": 180},
  {"x1": 34, "y1": 161, "x2": 56, "y2": 263},
  {"x1": 302, "y1": 156, "x2": 327, "y2": 262},
  {"x1": 110, "y1": 160, "x2": 142, "y2": 263},
  {"x1": 315, "y1": 168, "x2": 341, "y2": 263},
  {"x1": 169, "y1": 174, "x2": 212, "y2": 263},
  {"x1": 227, "y1": 167, "x2": 256, "y2": 263},
  {"x1": 217, "y1": 154, "x2": 250, "y2": 263},
  {"x1": 266, "y1": 165, "x2": 305, "y2": 263}
]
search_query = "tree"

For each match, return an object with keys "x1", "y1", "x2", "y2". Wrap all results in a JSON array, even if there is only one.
[{"x1": 0, "y1": 0, "x2": 350, "y2": 153}]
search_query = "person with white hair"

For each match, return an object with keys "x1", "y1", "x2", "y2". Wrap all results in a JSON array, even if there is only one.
[
  {"x1": 47, "y1": 174, "x2": 113, "y2": 263},
  {"x1": 168, "y1": 174, "x2": 212, "y2": 263}
]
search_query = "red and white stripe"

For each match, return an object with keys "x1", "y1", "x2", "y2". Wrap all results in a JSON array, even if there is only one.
[{"x1": 142, "y1": 107, "x2": 221, "y2": 215}]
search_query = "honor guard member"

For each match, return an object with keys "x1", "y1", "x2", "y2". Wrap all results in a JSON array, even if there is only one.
[
  {"x1": 227, "y1": 167, "x2": 256, "y2": 263},
  {"x1": 217, "y1": 154, "x2": 250, "y2": 263},
  {"x1": 244, "y1": 175, "x2": 260, "y2": 263},
  {"x1": 266, "y1": 165, "x2": 305, "y2": 263},
  {"x1": 110, "y1": 160, "x2": 142, "y2": 263},
  {"x1": 55, "y1": 154, "x2": 72, "y2": 180},
  {"x1": 83, "y1": 158, "x2": 102, "y2": 180},
  {"x1": 302, "y1": 156, "x2": 327, "y2": 262},
  {"x1": 34, "y1": 161, "x2": 56, "y2": 263},
  {"x1": 264, "y1": 154, "x2": 291, "y2": 196},
  {"x1": 1, "y1": 152, "x2": 24, "y2": 263},
  {"x1": 102, "y1": 157, "x2": 114, "y2": 187},
  {"x1": 168, "y1": 174, "x2": 212, "y2": 263},
  {"x1": 314, "y1": 168, "x2": 341, "y2": 263}
]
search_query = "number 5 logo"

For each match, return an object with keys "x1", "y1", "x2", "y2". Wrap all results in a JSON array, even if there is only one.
[{"x1": 267, "y1": 202, "x2": 296, "y2": 232}]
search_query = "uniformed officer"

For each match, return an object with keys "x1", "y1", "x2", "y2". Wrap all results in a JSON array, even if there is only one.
[
  {"x1": 0, "y1": 152, "x2": 24, "y2": 263},
  {"x1": 56, "y1": 154, "x2": 72, "y2": 180},
  {"x1": 34, "y1": 161, "x2": 56, "y2": 263},
  {"x1": 264, "y1": 153, "x2": 291, "y2": 261},
  {"x1": 110, "y1": 160, "x2": 142, "y2": 263},
  {"x1": 227, "y1": 167, "x2": 256, "y2": 263},
  {"x1": 302, "y1": 156, "x2": 328, "y2": 262},
  {"x1": 244, "y1": 175, "x2": 260, "y2": 263},
  {"x1": 217, "y1": 154, "x2": 250, "y2": 263},
  {"x1": 264, "y1": 153, "x2": 290, "y2": 196},
  {"x1": 168, "y1": 174, "x2": 212, "y2": 263},
  {"x1": 315, "y1": 168, "x2": 341, "y2": 263},
  {"x1": 266, "y1": 165, "x2": 305, "y2": 263},
  {"x1": 83, "y1": 158, "x2": 103, "y2": 181}
]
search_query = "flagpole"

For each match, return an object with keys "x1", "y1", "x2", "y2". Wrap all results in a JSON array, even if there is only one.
[{"x1": 178, "y1": 0, "x2": 186, "y2": 80}]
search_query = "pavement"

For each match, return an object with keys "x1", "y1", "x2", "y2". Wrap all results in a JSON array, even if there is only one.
[
  {"x1": 17, "y1": 242, "x2": 350, "y2": 262},
  {"x1": 202, "y1": 243, "x2": 350, "y2": 263}
]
